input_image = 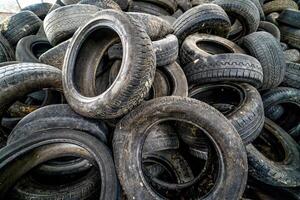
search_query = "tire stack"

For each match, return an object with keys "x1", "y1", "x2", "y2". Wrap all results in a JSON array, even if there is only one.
[{"x1": 0, "y1": 0, "x2": 298, "y2": 199}]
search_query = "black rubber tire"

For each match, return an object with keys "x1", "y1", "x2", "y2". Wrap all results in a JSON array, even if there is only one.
[
  {"x1": 63, "y1": 10, "x2": 156, "y2": 119},
  {"x1": 278, "y1": 8, "x2": 300, "y2": 29},
  {"x1": 189, "y1": 83, "x2": 264, "y2": 144},
  {"x1": 79, "y1": 0, "x2": 122, "y2": 10},
  {"x1": 0, "y1": 11, "x2": 42, "y2": 46},
  {"x1": 213, "y1": 0, "x2": 260, "y2": 41},
  {"x1": 128, "y1": 1, "x2": 170, "y2": 16},
  {"x1": 183, "y1": 53, "x2": 264, "y2": 88},
  {"x1": 264, "y1": 104, "x2": 284, "y2": 121},
  {"x1": 239, "y1": 31, "x2": 286, "y2": 90},
  {"x1": 113, "y1": 96, "x2": 248, "y2": 199},
  {"x1": 39, "y1": 39, "x2": 70, "y2": 69},
  {"x1": 61, "y1": 0, "x2": 80, "y2": 4},
  {"x1": 249, "y1": 0, "x2": 265, "y2": 20},
  {"x1": 180, "y1": 33, "x2": 245, "y2": 66},
  {"x1": 282, "y1": 62, "x2": 300, "y2": 89},
  {"x1": 0, "y1": 129, "x2": 118, "y2": 200},
  {"x1": 146, "y1": 69, "x2": 171, "y2": 99},
  {"x1": 7, "y1": 168, "x2": 100, "y2": 200},
  {"x1": 43, "y1": 4, "x2": 100, "y2": 45},
  {"x1": 0, "y1": 63, "x2": 62, "y2": 121},
  {"x1": 263, "y1": 0, "x2": 298, "y2": 15},
  {"x1": 175, "y1": 0, "x2": 191, "y2": 11},
  {"x1": 262, "y1": 87, "x2": 300, "y2": 136},
  {"x1": 160, "y1": 62, "x2": 188, "y2": 97},
  {"x1": 108, "y1": 34, "x2": 178, "y2": 67},
  {"x1": 15, "y1": 35, "x2": 52, "y2": 63},
  {"x1": 143, "y1": 124, "x2": 179, "y2": 154},
  {"x1": 173, "y1": 4, "x2": 231, "y2": 45},
  {"x1": 21, "y1": 3, "x2": 53, "y2": 19},
  {"x1": 127, "y1": 12, "x2": 174, "y2": 40},
  {"x1": 247, "y1": 118, "x2": 300, "y2": 187},
  {"x1": 280, "y1": 25, "x2": 300, "y2": 50},
  {"x1": 266, "y1": 12, "x2": 279, "y2": 26},
  {"x1": 284, "y1": 49, "x2": 300, "y2": 62},
  {"x1": 139, "y1": 0, "x2": 177, "y2": 13},
  {"x1": 258, "y1": 21, "x2": 281, "y2": 40},
  {"x1": 0, "y1": 33, "x2": 15, "y2": 63},
  {"x1": 114, "y1": 0, "x2": 130, "y2": 10}
]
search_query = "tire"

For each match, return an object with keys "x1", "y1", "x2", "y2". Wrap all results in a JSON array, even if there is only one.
[
  {"x1": 264, "y1": 104, "x2": 284, "y2": 121},
  {"x1": 128, "y1": 1, "x2": 170, "y2": 16},
  {"x1": 15, "y1": 35, "x2": 52, "y2": 63},
  {"x1": 139, "y1": 0, "x2": 177, "y2": 13},
  {"x1": 175, "y1": 0, "x2": 191, "y2": 11},
  {"x1": 280, "y1": 25, "x2": 300, "y2": 50},
  {"x1": 247, "y1": 118, "x2": 300, "y2": 187},
  {"x1": 183, "y1": 53, "x2": 264, "y2": 88},
  {"x1": 172, "y1": 9, "x2": 183, "y2": 18},
  {"x1": 189, "y1": 83, "x2": 264, "y2": 144},
  {"x1": 180, "y1": 33, "x2": 245, "y2": 66},
  {"x1": 7, "y1": 168, "x2": 100, "y2": 200},
  {"x1": 21, "y1": 3, "x2": 53, "y2": 19},
  {"x1": 160, "y1": 62, "x2": 188, "y2": 97},
  {"x1": 284, "y1": 49, "x2": 300, "y2": 62},
  {"x1": 173, "y1": 4, "x2": 231, "y2": 45},
  {"x1": 108, "y1": 34, "x2": 178, "y2": 67},
  {"x1": 127, "y1": 12, "x2": 174, "y2": 40},
  {"x1": 0, "y1": 63, "x2": 62, "y2": 120},
  {"x1": 249, "y1": 0, "x2": 265, "y2": 20},
  {"x1": 0, "y1": 129, "x2": 118, "y2": 200},
  {"x1": 282, "y1": 62, "x2": 300, "y2": 89},
  {"x1": 263, "y1": 0, "x2": 298, "y2": 15},
  {"x1": 266, "y1": 12, "x2": 279, "y2": 26},
  {"x1": 262, "y1": 87, "x2": 300, "y2": 135},
  {"x1": 43, "y1": 4, "x2": 100, "y2": 45},
  {"x1": 0, "y1": 61, "x2": 19, "y2": 68},
  {"x1": 145, "y1": 69, "x2": 171, "y2": 99},
  {"x1": 278, "y1": 8, "x2": 300, "y2": 29},
  {"x1": 239, "y1": 31, "x2": 286, "y2": 90},
  {"x1": 143, "y1": 124, "x2": 179, "y2": 154},
  {"x1": 113, "y1": 96, "x2": 248, "y2": 199},
  {"x1": 39, "y1": 39, "x2": 70, "y2": 69},
  {"x1": 258, "y1": 21, "x2": 281, "y2": 40},
  {"x1": 63, "y1": 10, "x2": 156, "y2": 119},
  {"x1": 0, "y1": 33, "x2": 14, "y2": 63},
  {"x1": 79, "y1": 0, "x2": 122, "y2": 10},
  {"x1": 61, "y1": 0, "x2": 80, "y2": 4},
  {"x1": 0, "y1": 11, "x2": 42, "y2": 46},
  {"x1": 213, "y1": 0, "x2": 260, "y2": 41}
]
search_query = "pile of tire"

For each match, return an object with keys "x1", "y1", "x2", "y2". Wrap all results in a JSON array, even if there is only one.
[{"x1": 0, "y1": 0, "x2": 299, "y2": 199}]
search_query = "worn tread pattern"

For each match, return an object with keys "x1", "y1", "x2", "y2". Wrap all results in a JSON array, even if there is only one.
[
  {"x1": 282, "y1": 62, "x2": 300, "y2": 89},
  {"x1": 0, "y1": 33, "x2": 14, "y2": 62}
]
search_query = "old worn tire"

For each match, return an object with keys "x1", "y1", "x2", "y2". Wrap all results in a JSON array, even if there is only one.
[
  {"x1": 213, "y1": 0, "x2": 260, "y2": 41},
  {"x1": 139, "y1": 0, "x2": 178, "y2": 13},
  {"x1": 128, "y1": 1, "x2": 170, "y2": 16},
  {"x1": 264, "y1": 104, "x2": 284, "y2": 121},
  {"x1": 266, "y1": 12, "x2": 279, "y2": 26},
  {"x1": 284, "y1": 49, "x2": 300, "y2": 62},
  {"x1": 282, "y1": 62, "x2": 300, "y2": 89},
  {"x1": 63, "y1": 10, "x2": 156, "y2": 119},
  {"x1": 278, "y1": 8, "x2": 300, "y2": 29},
  {"x1": 0, "y1": 33, "x2": 14, "y2": 62},
  {"x1": 173, "y1": 4, "x2": 231, "y2": 45},
  {"x1": 189, "y1": 83, "x2": 264, "y2": 144},
  {"x1": 263, "y1": 0, "x2": 298, "y2": 15},
  {"x1": 258, "y1": 21, "x2": 281, "y2": 40},
  {"x1": 0, "y1": 129, "x2": 118, "y2": 200},
  {"x1": 247, "y1": 118, "x2": 300, "y2": 187},
  {"x1": 127, "y1": 12, "x2": 174, "y2": 40},
  {"x1": 61, "y1": 0, "x2": 80, "y2": 4},
  {"x1": 180, "y1": 33, "x2": 245, "y2": 66},
  {"x1": 0, "y1": 63, "x2": 62, "y2": 121},
  {"x1": 21, "y1": 3, "x2": 53, "y2": 19},
  {"x1": 250, "y1": 0, "x2": 265, "y2": 20},
  {"x1": 79, "y1": 0, "x2": 121, "y2": 10},
  {"x1": 239, "y1": 31, "x2": 286, "y2": 90},
  {"x1": 0, "y1": 11, "x2": 42, "y2": 46},
  {"x1": 44, "y1": 4, "x2": 100, "y2": 45},
  {"x1": 39, "y1": 39, "x2": 70, "y2": 69},
  {"x1": 15, "y1": 35, "x2": 52, "y2": 63},
  {"x1": 280, "y1": 25, "x2": 300, "y2": 50},
  {"x1": 113, "y1": 96, "x2": 248, "y2": 199},
  {"x1": 183, "y1": 53, "x2": 264, "y2": 88}
]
